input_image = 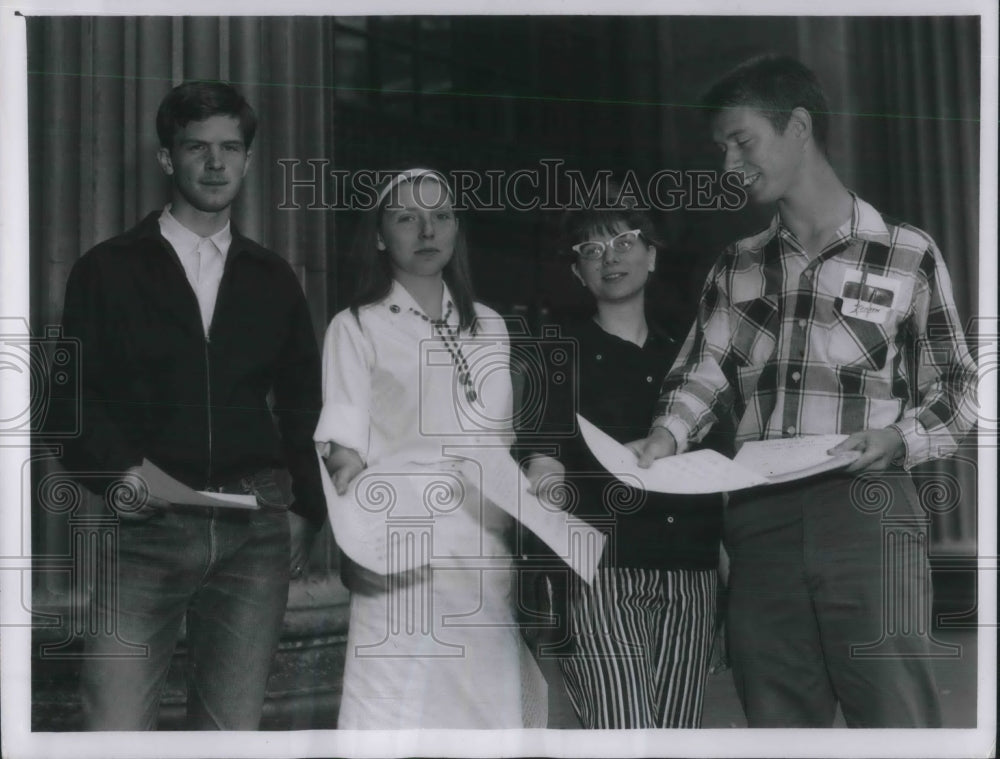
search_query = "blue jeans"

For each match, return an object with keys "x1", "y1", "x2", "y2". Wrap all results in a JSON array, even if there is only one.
[{"x1": 79, "y1": 473, "x2": 291, "y2": 730}]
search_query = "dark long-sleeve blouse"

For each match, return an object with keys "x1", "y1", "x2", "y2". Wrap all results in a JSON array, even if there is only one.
[{"x1": 521, "y1": 318, "x2": 723, "y2": 571}]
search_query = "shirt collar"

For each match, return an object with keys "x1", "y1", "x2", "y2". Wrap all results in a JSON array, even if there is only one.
[
  {"x1": 385, "y1": 280, "x2": 458, "y2": 327},
  {"x1": 586, "y1": 316, "x2": 671, "y2": 350},
  {"x1": 843, "y1": 193, "x2": 892, "y2": 245},
  {"x1": 158, "y1": 205, "x2": 233, "y2": 257},
  {"x1": 764, "y1": 192, "x2": 892, "y2": 253}
]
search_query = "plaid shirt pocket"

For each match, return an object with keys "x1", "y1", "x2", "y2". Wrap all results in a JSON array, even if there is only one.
[
  {"x1": 827, "y1": 300, "x2": 892, "y2": 370},
  {"x1": 729, "y1": 296, "x2": 780, "y2": 368}
]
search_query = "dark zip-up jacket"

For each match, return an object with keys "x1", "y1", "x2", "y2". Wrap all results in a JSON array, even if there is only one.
[{"x1": 53, "y1": 211, "x2": 326, "y2": 525}]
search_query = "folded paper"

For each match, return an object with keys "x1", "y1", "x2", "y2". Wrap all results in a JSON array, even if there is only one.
[{"x1": 577, "y1": 415, "x2": 859, "y2": 494}]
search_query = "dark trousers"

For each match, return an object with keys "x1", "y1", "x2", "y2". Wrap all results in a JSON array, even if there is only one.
[
  {"x1": 79, "y1": 505, "x2": 290, "y2": 730},
  {"x1": 724, "y1": 471, "x2": 942, "y2": 727}
]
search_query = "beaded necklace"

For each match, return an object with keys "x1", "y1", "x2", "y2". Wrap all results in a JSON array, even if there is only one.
[{"x1": 408, "y1": 302, "x2": 479, "y2": 403}]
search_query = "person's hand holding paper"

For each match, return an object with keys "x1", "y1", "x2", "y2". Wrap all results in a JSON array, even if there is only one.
[
  {"x1": 524, "y1": 454, "x2": 567, "y2": 503},
  {"x1": 626, "y1": 426, "x2": 677, "y2": 468},
  {"x1": 582, "y1": 415, "x2": 861, "y2": 493},
  {"x1": 828, "y1": 428, "x2": 905, "y2": 473},
  {"x1": 120, "y1": 459, "x2": 261, "y2": 515},
  {"x1": 583, "y1": 416, "x2": 767, "y2": 493},
  {"x1": 323, "y1": 443, "x2": 366, "y2": 495}
]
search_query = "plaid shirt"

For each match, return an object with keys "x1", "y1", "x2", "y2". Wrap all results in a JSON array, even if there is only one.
[{"x1": 654, "y1": 195, "x2": 977, "y2": 470}]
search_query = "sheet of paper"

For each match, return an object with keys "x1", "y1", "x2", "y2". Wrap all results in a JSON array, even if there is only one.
[
  {"x1": 733, "y1": 434, "x2": 860, "y2": 481},
  {"x1": 137, "y1": 459, "x2": 259, "y2": 509},
  {"x1": 576, "y1": 414, "x2": 769, "y2": 493},
  {"x1": 316, "y1": 451, "x2": 393, "y2": 573},
  {"x1": 318, "y1": 449, "x2": 605, "y2": 584},
  {"x1": 199, "y1": 490, "x2": 260, "y2": 508},
  {"x1": 456, "y1": 448, "x2": 605, "y2": 585},
  {"x1": 318, "y1": 455, "x2": 490, "y2": 576}
]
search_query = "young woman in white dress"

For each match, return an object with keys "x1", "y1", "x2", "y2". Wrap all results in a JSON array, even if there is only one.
[{"x1": 314, "y1": 169, "x2": 546, "y2": 729}]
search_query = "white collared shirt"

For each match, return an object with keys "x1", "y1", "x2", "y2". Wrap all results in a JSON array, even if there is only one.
[
  {"x1": 158, "y1": 206, "x2": 233, "y2": 335},
  {"x1": 314, "y1": 280, "x2": 513, "y2": 466}
]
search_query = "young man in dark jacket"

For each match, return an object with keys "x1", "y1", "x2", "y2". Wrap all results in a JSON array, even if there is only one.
[{"x1": 56, "y1": 81, "x2": 326, "y2": 730}]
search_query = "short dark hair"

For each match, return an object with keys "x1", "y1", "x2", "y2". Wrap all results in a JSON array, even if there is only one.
[
  {"x1": 701, "y1": 54, "x2": 830, "y2": 149},
  {"x1": 156, "y1": 81, "x2": 257, "y2": 149},
  {"x1": 560, "y1": 181, "x2": 663, "y2": 255}
]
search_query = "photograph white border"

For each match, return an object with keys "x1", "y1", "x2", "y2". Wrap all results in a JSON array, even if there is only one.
[{"x1": 2, "y1": 1, "x2": 996, "y2": 757}]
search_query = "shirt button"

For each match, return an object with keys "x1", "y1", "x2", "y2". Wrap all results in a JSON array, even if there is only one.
[
  {"x1": 786, "y1": 425, "x2": 797, "y2": 435},
  {"x1": 798, "y1": 318, "x2": 807, "y2": 328},
  {"x1": 389, "y1": 304, "x2": 400, "y2": 313},
  {"x1": 667, "y1": 516, "x2": 675, "y2": 524},
  {"x1": 596, "y1": 354, "x2": 602, "y2": 361},
  {"x1": 646, "y1": 376, "x2": 653, "y2": 383},
  {"x1": 791, "y1": 371, "x2": 801, "y2": 381},
  {"x1": 802, "y1": 270, "x2": 813, "y2": 279}
]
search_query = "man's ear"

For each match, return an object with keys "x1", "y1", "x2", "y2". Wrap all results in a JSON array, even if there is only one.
[
  {"x1": 242, "y1": 149, "x2": 253, "y2": 177},
  {"x1": 788, "y1": 107, "x2": 813, "y2": 144},
  {"x1": 648, "y1": 247, "x2": 657, "y2": 273},
  {"x1": 156, "y1": 147, "x2": 174, "y2": 176},
  {"x1": 376, "y1": 235, "x2": 386, "y2": 251}
]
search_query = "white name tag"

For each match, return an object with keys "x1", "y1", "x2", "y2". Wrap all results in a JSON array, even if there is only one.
[{"x1": 838, "y1": 269, "x2": 900, "y2": 324}]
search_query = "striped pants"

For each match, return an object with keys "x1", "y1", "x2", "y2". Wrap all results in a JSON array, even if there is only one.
[{"x1": 558, "y1": 567, "x2": 717, "y2": 728}]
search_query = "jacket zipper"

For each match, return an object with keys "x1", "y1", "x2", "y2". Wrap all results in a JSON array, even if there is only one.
[
  {"x1": 204, "y1": 251, "x2": 233, "y2": 491},
  {"x1": 157, "y1": 238, "x2": 215, "y2": 489},
  {"x1": 205, "y1": 334, "x2": 213, "y2": 488},
  {"x1": 205, "y1": 252, "x2": 231, "y2": 490},
  {"x1": 154, "y1": 231, "x2": 236, "y2": 493}
]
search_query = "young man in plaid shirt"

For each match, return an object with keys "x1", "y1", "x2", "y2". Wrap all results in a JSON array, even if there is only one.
[{"x1": 631, "y1": 55, "x2": 977, "y2": 727}]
